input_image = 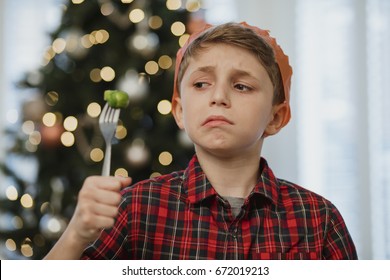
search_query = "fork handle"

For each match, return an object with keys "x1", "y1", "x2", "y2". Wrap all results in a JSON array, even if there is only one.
[{"x1": 102, "y1": 144, "x2": 112, "y2": 176}]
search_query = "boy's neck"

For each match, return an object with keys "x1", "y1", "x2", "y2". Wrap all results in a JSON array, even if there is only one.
[{"x1": 196, "y1": 149, "x2": 261, "y2": 198}]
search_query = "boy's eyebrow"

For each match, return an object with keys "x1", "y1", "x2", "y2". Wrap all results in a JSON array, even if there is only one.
[
  {"x1": 193, "y1": 66, "x2": 215, "y2": 73},
  {"x1": 193, "y1": 66, "x2": 258, "y2": 80},
  {"x1": 233, "y1": 69, "x2": 258, "y2": 79}
]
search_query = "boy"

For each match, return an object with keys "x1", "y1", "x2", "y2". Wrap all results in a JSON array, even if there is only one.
[{"x1": 44, "y1": 22, "x2": 357, "y2": 259}]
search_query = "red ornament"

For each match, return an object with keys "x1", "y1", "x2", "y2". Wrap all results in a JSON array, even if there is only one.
[{"x1": 40, "y1": 124, "x2": 64, "y2": 148}]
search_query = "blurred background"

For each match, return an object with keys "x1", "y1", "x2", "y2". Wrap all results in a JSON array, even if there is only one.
[{"x1": 0, "y1": 0, "x2": 389, "y2": 260}]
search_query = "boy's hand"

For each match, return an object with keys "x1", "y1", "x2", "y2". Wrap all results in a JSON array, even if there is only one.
[{"x1": 67, "y1": 176, "x2": 132, "y2": 244}]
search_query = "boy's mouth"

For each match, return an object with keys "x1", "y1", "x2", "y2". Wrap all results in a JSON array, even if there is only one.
[{"x1": 202, "y1": 115, "x2": 234, "y2": 127}]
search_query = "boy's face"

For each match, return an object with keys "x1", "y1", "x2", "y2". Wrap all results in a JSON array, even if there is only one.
[{"x1": 174, "y1": 43, "x2": 281, "y2": 157}]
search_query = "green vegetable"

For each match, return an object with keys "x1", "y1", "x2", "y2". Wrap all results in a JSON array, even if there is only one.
[{"x1": 104, "y1": 90, "x2": 130, "y2": 109}]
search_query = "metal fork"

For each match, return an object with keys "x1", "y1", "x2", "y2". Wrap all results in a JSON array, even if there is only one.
[{"x1": 99, "y1": 103, "x2": 120, "y2": 176}]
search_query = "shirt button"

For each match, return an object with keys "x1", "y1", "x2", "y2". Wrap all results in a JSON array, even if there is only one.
[{"x1": 230, "y1": 229, "x2": 237, "y2": 239}]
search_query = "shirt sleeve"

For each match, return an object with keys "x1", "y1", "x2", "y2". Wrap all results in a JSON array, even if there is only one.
[{"x1": 322, "y1": 203, "x2": 358, "y2": 260}]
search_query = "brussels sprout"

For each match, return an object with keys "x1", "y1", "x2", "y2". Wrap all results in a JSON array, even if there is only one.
[{"x1": 104, "y1": 90, "x2": 129, "y2": 108}]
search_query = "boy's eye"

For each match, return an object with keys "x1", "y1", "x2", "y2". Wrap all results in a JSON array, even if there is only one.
[
  {"x1": 234, "y1": 83, "x2": 252, "y2": 92},
  {"x1": 194, "y1": 82, "x2": 208, "y2": 88}
]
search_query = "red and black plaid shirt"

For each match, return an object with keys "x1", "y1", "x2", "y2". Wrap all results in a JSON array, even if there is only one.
[{"x1": 81, "y1": 155, "x2": 357, "y2": 259}]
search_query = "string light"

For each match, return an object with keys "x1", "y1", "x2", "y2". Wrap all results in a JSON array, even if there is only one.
[
  {"x1": 166, "y1": 0, "x2": 182, "y2": 10},
  {"x1": 90, "y1": 148, "x2": 104, "y2": 162},
  {"x1": 90, "y1": 68, "x2": 102, "y2": 82},
  {"x1": 115, "y1": 168, "x2": 128, "y2": 177},
  {"x1": 61, "y1": 131, "x2": 75, "y2": 147},
  {"x1": 5, "y1": 239, "x2": 17, "y2": 251},
  {"x1": 81, "y1": 34, "x2": 94, "y2": 48},
  {"x1": 22, "y1": 121, "x2": 35, "y2": 135},
  {"x1": 129, "y1": 9, "x2": 145, "y2": 23},
  {"x1": 43, "y1": 46, "x2": 56, "y2": 64},
  {"x1": 157, "y1": 100, "x2": 172, "y2": 115},
  {"x1": 28, "y1": 131, "x2": 42, "y2": 146},
  {"x1": 63, "y1": 116, "x2": 78, "y2": 131},
  {"x1": 87, "y1": 102, "x2": 101, "y2": 118},
  {"x1": 5, "y1": 185, "x2": 18, "y2": 201},
  {"x1": 158, "y1": 55, "x2": 173, "y2": 69},
  {"x1": 20, "y1": 194, "x2": 34, "y2": 208},
  {"x1": 91, "y1": 29, "x2": 109, "y2": 44},
  {"x1": 52, "y1": 38, "x2": 66, "y2": 54},
  {"x1": 21, "y1": 238, "x2": 33, "y2": 257},
  {"x1": 84, "y1": 29, "x2": 109, "y2": 45},
  {"x1": 42, "y1": 112, "x2": 57, "y2": 127},
  {"x1": 150, "y1": 172, "x2": 161, "y2": 178},
  {"x1": 25, "y1": 140, "x2": 38, "y2": 153},
  {"x1": 148, "y1": 16, "x2": 163, "y2": 29},
  {"x1": 116, "y1": 124, "x2": 127, "y2": 140},
  {"x1": 178, "y1": 34, "x2": 190, "y2": 47},
  {"x1": 145, "y1": 61, "x2": 159, "y2": 75},
  {"x1": 171, "y1": 21, "x2": 186, "y2": 36},
  {"x1": 45, "y1": 91, "x2": 59, "y2": 106},
  {"x1": 89, "y1": 34, "x2": 97, "y2": 45},
  {"x1": 40, "y1": 202, "x2": 50, "y2": 214},
  {"x1": 100, "y1": 2, "x2": 114, "y2": 16},
  {"x1": 159, "y1": 151, "x2": 173, "y2": 166},
  {"x1": 100, "y1": 66, "x2": 116, "y2": 81},
  {"x1": 186, "y1": 0, "x2": 201, "y2": 12}
]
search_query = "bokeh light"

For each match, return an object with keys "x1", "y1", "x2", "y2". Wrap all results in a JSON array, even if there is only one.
[
  {"x1": 20, "y1": 194, "x2": 34, "y2": 208},
  {"x1": 129, "y1": 8, "x2": 145, "y2": 23},
  {"x1": 87, "y1": 102, "x2": 101, "y2": 118},
  {"x1": 63, "y1": 116, "x2": 78, "y2": 131},
  {"x1": 5, "y1": 185, "x2": 18, "y2": 201},
  {"x1": 90, "y1": 148, "x2": 104, "y2": 162},
  {"x1": 166, "y1": 0, "x2": 181, "y2": 10},
  {"x1": 171, "y1": 21, "x2": 186, "y2": 36},
  {"x1": 157, "y1": 100, "x2": 172, "y2": 115},
  {"x1": 61, "y1": 131, "x2": 75, "y2": 147},
  {"x1": 159, "y1": 151, "x2": 173, "y2": 166}
]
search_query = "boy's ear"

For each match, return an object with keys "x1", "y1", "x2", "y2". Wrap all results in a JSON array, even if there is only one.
[
  {"x1": 264, "y1": 102, "x2": 290, "y2": 137},
  {"x1": 172, "y1": 97, "x2": 185, "y2": 129}
]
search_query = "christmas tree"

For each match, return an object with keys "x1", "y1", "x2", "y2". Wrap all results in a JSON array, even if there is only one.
[{"x1": 0, "y1": 0, "x2": 205, "y2": 259}]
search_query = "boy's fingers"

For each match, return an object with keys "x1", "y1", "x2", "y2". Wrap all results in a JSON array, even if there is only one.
[
  {"x1": 119, "y1": 177, "x2": 133, "y2": 187},
  {"x1": 93, "y1": 188, "x2": 122, "y2": 206},
  {"x1": 92, "y1": 204, "x2": 119, "y2": 218},
  {"x1": 84, "y1": 176, "x2": 132, "y2": 191},
  {"x1": 116, "y1": 176, "x2": 132, "y2": 187}
]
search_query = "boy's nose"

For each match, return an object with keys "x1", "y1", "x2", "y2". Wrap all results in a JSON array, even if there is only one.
[{"x1": 209, "y1": 85, "x2": 231, "y2": 107}]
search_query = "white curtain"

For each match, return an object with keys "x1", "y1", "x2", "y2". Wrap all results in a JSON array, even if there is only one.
[
  {"x1": 232, "y1": 0, "x2": 390, "y2": 259},
  {"x1": 0, "y1": 0, "x2": 62, "y2": 183}
]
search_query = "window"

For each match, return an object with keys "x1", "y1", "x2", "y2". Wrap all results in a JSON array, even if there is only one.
[
  {"x1": 366, "y1": 0, "x2": 390, "y2": 259},
  {"x1": 296, "y1": 0, "x2": 389, "y2": 259}
]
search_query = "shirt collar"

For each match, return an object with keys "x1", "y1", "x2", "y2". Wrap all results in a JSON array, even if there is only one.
[
  {"x1": 184, "y1": 155, "x2": 218, "y2": 204},
  {"x1": 251, "y1": 157, "x2": 280, "y2": 205},
  {"x1": 184, "y1": 155, "x2": 280, "y2": 205}
]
